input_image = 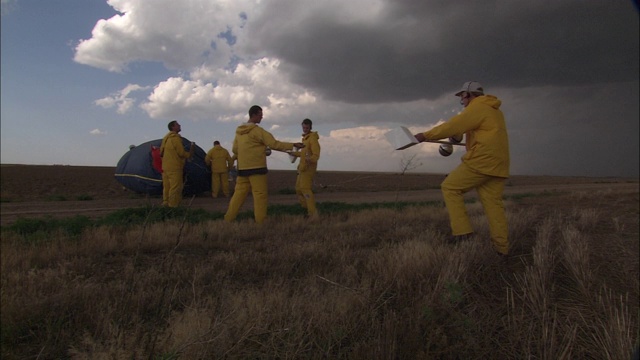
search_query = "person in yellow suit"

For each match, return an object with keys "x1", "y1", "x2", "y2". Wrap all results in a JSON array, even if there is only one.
[
  {"x1": 414, "y1": 81, "x2": 510, "y2": 257},
  {"x1": 224, "y1": 105, "x2": 304, "y2": 224},
  {"x1": 289, "y1": 118, "x2": 321, "y2": 219},
  {"x1": 205, "y1": 140, "x2": 234, "y2": 198},
  {"x1": 160, "y1": 120, "x2": 194, "y2": 207}
]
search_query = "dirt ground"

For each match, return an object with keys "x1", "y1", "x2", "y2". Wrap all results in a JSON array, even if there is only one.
[{"x1": 1, "y1": 164, "x2": 638, "y2": 226}]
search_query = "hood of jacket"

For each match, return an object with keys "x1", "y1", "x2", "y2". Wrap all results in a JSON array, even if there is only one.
[
  {"x1": 302, "y1": 131, "x2": 319, "y2": 141},
  {"x1": 236, "y1": 123, "x2": 258, "y2": 135},
  {"x1": 472, "y1": 95, "x2": 501, "y2": 110}
]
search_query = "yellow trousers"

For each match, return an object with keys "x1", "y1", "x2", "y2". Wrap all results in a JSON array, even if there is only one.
[
  {"x1": 224, "y1": 174, "x2": 268, "y2": 224},
  {"x1": 295, "y1": 169, "x2": 317, "y2": 216},
  {"x1": 441, "y1": 162, "x2": 509, "y2": 255},
  {"x1": 162, "y1": 170, "x2": 184, "y2": 208},
  {"x1": 211, "y1": 171, "x2": 230, "y2": 197},
  {"x1": 162, "y1": 172, "x2": 169, "y2": 206}
]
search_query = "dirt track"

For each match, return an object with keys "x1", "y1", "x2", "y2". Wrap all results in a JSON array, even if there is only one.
[{"x1": 1, "y1": 165, "x2": 638, "y2": 226}]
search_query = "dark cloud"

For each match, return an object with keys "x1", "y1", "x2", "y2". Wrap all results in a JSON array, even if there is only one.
[
  {"x1": 242, "y1": 0, "x2": 639, "y2": 177},
  {"x1": 502, "y1": 81, "x2": 639, "y2": 177},
  {"x1": 249, "y1": 1, "x2": 639, "y2": 103}
]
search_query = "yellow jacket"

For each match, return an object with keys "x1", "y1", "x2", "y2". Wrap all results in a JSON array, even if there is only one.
[
  {"x1": 160, "y1": 132, "x2": 192, "y2": 172},
  {"x1": 423, "y1": 95, "x2": 510, "y2": 178},
  {"x1": 293, "y1": 131, "x2": 320, "y2": 172},
  {"x1": 232, "y1": 123, "x2": 295, "y2": 170},
  {"x1": 205, "y1": 145, "x2": 233, "y2": 173}
]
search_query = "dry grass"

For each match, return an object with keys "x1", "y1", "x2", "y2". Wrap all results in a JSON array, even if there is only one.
[{"x1": 1, "y1": 189, "x2": 638, "y2": 359}]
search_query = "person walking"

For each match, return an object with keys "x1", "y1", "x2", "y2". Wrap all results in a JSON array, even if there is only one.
[
  {"x1": 160, "y1": 120, "x2": 194, "y2": 207},
  {"x1": 289, "y1": 118, "x2": 321, "y2": 219},
  {"x1": 414, "y1": 81, "x2": 510, "y2": 257},
  {"x1": 224, "y1": 105, "x2": 304, "y2": 224},
  {"x1": 205, "y1": 140, "x2": 234, "y2": 198}
]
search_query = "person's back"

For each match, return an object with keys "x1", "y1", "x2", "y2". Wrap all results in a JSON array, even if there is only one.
[
  {"x1": 205, "y1": 141, "x2": 233, "y2": 198},
  {"x1": 458, "y1": 95, "x2": 509, "y2": 178},
  {"x1": 206, "y1": 144, "x2": 232, "y2": 173}
]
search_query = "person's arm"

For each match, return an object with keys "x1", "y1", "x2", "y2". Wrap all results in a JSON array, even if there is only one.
[
  {"x1": 307, "y1": 136, "x2": 320, "y2": 163},
  {"x1": 288, "y1": 144, "x2": 302, "y2": 157},
  {"x1": 170, "y1": 136, "x2": 194, "y2": 159},
  {"x1": 289, "y1": 150, "x2": 302, "y2": 158},
  {"x1": 232, "y1": 138, "x2": 238, "y2": 158},
  {"x1": 260, "y1": 128, "x2": 303, "y2": 152},
  {"x1": 226, "y1": 151, "x2": 234, "y2": 170},
  {"x1": 415, "y1": 110, "x2": 475, "y2": 142}
]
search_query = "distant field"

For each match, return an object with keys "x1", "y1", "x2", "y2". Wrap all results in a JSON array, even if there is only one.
[{"x1": 1, "y1": 164, "x2": 638, "y2": 225}]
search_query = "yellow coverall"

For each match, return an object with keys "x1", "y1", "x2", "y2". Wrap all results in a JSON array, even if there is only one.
[
  {"x1": 422, "y1": 95, "x2": 510, "y2": 254},
  {"x1": 224, "y1": 124, "x2": 296, "y2": 224},
  {"x1": 160, "y1": 132, "x2": 193, "y2": 207},
  {"x1": 291, "y1": 131, "x2": 321, "y2": 216},
  {"x1": 205, "y1": 144, "x2": 234, "y2": 198}
]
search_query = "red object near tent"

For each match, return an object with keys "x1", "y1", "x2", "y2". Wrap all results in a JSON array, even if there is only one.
[{"x1": 151, "y1": 145, "x2": 163, "y2": 173}]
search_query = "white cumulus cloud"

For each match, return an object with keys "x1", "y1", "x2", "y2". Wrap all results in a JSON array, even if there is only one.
[
  {"x1": 95, "y1": 83, "x2": 150, "y2": 114},
  {"x1": 74, "y1": 0, "x2": 251, "y2": 72},
  {"x1": 90, "y1": 128, "x2": 108, "y2": 136}
]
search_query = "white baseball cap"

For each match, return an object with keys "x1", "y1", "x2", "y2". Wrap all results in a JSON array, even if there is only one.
[{"x1": 455, "y1": 81, "x2": 484, "y2": 96}]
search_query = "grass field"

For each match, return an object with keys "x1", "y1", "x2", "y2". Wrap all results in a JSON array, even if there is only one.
[{"x1": 1, "y1": 173, "x2": 638, "y2": 359}]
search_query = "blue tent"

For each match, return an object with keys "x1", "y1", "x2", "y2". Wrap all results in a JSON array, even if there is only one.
[{"x1": 115, "y1": 138, "x2": 211, "y2": 196}]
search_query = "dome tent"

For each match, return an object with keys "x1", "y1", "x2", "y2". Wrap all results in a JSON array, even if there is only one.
[{"x1": 115, "y1": 137, "x2": 211, "y2": 196}]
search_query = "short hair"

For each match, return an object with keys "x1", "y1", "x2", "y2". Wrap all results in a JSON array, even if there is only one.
[
  {"x1": 214, "y1": 140, "x2": 220, "y2": 145},
  {"x1": 168, "y1": 120, "x2": 178, "y2": 130},
  {"x1": 302, "y1": 118, "x2": 312, "y2": 128},
  {"x1": 249, "y1": 105, "x2": 262, "y2": 117}
]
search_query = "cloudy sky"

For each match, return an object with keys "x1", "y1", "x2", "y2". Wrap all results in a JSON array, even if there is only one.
[{"x1": 1, "y1": 0, "x2": 638, "y2": 177}]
